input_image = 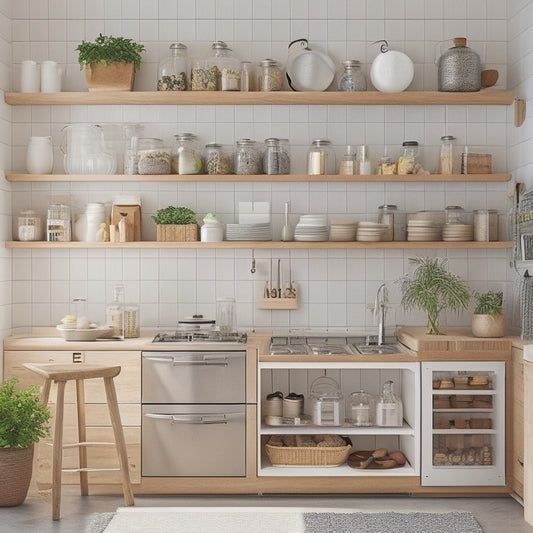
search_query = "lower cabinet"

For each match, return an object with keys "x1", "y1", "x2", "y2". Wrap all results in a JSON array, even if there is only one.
[{"x1": 510, "y1": 347, "x2": 524, "y2": 498}]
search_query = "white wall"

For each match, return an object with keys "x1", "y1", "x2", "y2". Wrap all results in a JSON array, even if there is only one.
[{"x1": 7, "y1": 0, "x2": 515, "y2": 335}]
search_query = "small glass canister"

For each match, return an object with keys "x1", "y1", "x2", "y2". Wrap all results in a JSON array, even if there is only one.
[
  {"x1": 307, "y1": 139, "x2": 335, "y2": 175},
  {"x1": 234, "y1": 138, "x2": 262, "y2": 174},
  {"x1": 171, "y1": 133, "x2": 204, "y2": 175},
  {"x1": 378, "y1": 204, "x2": 397, "y2": 241},
  {"x1": 310, "y1": 376, "x2": 344, "y2": 426},
  {"x1": 348, "y1": 390, "x2": 376, "y2": 427},
  {"x1": 205, "y1": 143, "x2": 234, "y2": 175},
  {"x1": 138, "y1": 149, "x2": 171, "y2": 175},
  {"x1": 124, "y1": 137, "x2": 163, "y2": 175},
  {"x1": 240, "y1": 61, "x2": 255, "y2": 91},
  {"x1": 397, "y1": 141, "x2": 419, "y2": 174},
  {"x1": 124, "y1": 303, "x2": 140, "y2": 338},
  {"x1": 263, "y1": 138, "x2": 290, "y2": 175},
  {"x1": 338, "y1": 145, "x2": 356, "y2": 175},
  {"x1": 438, "y1": 135, "x2": 456, "y2": 175},
  {"x1": 338, "y1": 59, "x2": 367, "y2": 92},
  {"x1": 445, "y1": 205, "x2": 466, "y2": 225},
  {"x1": 258, "y1": 59, "x2": 283, "y2": 91},
  {"x1": 16, "y1": 209, "x2": 42, "y2": 241},
  {"x1": 474, "y1": 209, "x2": 499, "y2": 241},
  {"x1": 356, "y1": 145, "x2": 372, "y2": 175},
  {"x1": 210, "y1": 41, "x2": 241, "y2": 91},
  {"x1": 47, "y1": 203, "x2": 71, "y2": 242},
  {"x1": 376, "y1": 156, "x2": 397, "y2": 175},
  {"x1": 157, "y1": 42, "x2": 189, "y2": 91}
]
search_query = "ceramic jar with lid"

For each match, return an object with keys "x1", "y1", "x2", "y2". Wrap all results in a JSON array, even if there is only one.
[
  {"x1": 234, "y1": 139, "x2": 262, "y2": 174},
  {"x1": 338, "y1": 60, "x2": 366, "y2": 92},
  {"x1": 157, "y1": 43, "x2": 189, "y2": 91},
  {"x1": 437, "y1": 38, "x2": 481, "y2": 92},
  {"x1": 307, "y1": 139, "x2": 335, "y2": 175},
  {"x1": 258, "y1": 59, "x2": 283, "y2": 91},
  {"x1": 171, "y1": 133, "x2": 203, "y2": 175},
  {"x1": 200, "y1": 213, "x2": 224, "y2": 242}
]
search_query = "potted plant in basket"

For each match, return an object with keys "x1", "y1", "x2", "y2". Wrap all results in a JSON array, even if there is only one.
[
  {"x1": 471, "y1": 290, "x2": 505, "y2": 338},
  {"x1": 0, "y1": 377, "x2": 51, "y2": 507},
  {"x1": 397, "y1": 256, "x2": 471, "y2": 335},
  {"x1": 152, "y1": 206, "x2": 199, "y2": 242},
  {"x1": 76, "y1": 34, "x2": 145, "y2": 91}
]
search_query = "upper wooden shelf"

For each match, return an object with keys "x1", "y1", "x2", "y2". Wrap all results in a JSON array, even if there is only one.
[
  {"x1": 5, "y1": 173, "x2": 512, "y2": 183},
  {"x1": 4, "y1": 90, "x2": 515, "y2": 106}
]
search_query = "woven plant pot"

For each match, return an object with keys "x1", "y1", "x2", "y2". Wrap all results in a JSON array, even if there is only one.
[
  {"x1": 156, "y1": 224, "x2": 198, "y2": 242},
  {"x1": 0, "y1": 445, "x2": 34, "y2": 507},
  {"x1": 471, "y1": 314, "x2": 506, "y2": 338},
  {"x1": 84, "y1": 62, "x2": 135, "y2": 91}
]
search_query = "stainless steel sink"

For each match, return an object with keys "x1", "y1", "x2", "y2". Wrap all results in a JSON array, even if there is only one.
[{"x1": 352, "y1": 343, "x2": 409, "y2": 355}]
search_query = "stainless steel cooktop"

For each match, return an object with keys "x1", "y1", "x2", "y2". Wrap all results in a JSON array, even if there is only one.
[
  {"x1": 153, "y1": 331, "x2": 247, "y2": 344},
  {"x1": 269, "y1": 336, "x2": 356, "y2": 355}
]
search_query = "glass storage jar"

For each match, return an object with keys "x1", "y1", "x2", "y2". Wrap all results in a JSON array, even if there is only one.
[
  {"x1": 138, "y1": 148, "x2": 171, "y2": 175},
  {"x1": 356, "y1": 145, "x2": 372, "y2": 175},
  {"x1": 438, "y1": 135, "x2": 456, "y2": 175},
  {"x1": 258, "y1": 59, "x2": 283, "y2": 91},
  {"x1": 445, "y1": 205, "x2": 466, "y2": 225},
  {"x1": 240, "y1": 61, "x2": 255, "y2": 91},
  {"x1": 310, "y1": 376, "x2": 344, "y2": 426},
  {"x1": 347, "y1": 390, "x2": 376, "y2": 427},
  {"x1": 205, "y1": 143, "x2": 234, "y2": 175},
  {"x1": 376, "y1": 156, "x2": 397, "y2": 175},
  {"x1": 376, "y1": 380, "x2": 403, "y2": 427},
  {"x1": 234, "y1": 138, "x2": 262, "y2": 174},
  {"x1": 378, "y1": 204, "x2": 397, "y2": 241},
  {"x1": 307, "y1": 139, "x2": 335, "y2": 175},
  {"x1": 263, "y1": 138, "x2": 290, "y2": 175},
  {"x1": 338, "y1": 59, "x2": 367, "y2": 92},
  {"x1": 204, "y1": 41, "x2": 241, "y2": 91},
  {"x1": 157, "y1": 43, "x2": 189, "y2": 91},
  {"x1": 397, "y1": 141, "x2": 419, "y2": 174},
  {"x1": 124, "y1": 137, "x2": 163, "y2": 175},
  {"x1": 16, "y1": 209, "x2": 42, "y2": 241},
  {"x1": 338, "y1": 145, "x2": 356, "y2": 175},
  {"x1": 473, "y1": 209, "x2": 499, "y2": 241},
  {"x1": 46, "y1": 203, "x2": 71, "y2": 242},
  {"x1": 171, "y1": 133, "x2": 204, "y2": 175}
]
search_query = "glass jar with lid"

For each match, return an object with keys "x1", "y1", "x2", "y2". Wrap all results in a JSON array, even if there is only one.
[
  {"x1": 124, "y1": 137, "x2": 163, "y2": 175},
  {"x1": 310, "y1": 376, "x2": 344, "y2": 426},
  {"x1": 438, "y1": 135, "x2": 456, "y2": 175},
  {"x1": 258, "y1": 59, "x2": 283, "y2": 91},
  {"x1": 338, "y1": 145, "x2": 356, "y2": 175},
  {"x1": 307, "y1": 139, "x2": 335, "y2": 175},
  {"x1": 16, "y1": 209, "x2": 42, "y2": 241},
  {"x1": 376, "y1": 156, "x2": 397, "y2": 175},
  {"x1": 378, "y1": 204, "x2": 397, "y2": 241},
  {"x1": 338, "y1": 59, "x2": 367, "y2": 92},
  {"x1": 376, "y1": 380, "x2": 403, "y2": 427},
  {"x1": 397, "y1": 141, "x2": 419, "y2": 174},
  {"x1": 205, "y1": 143, "x2": 234, "y2": 175},
  {"x1": 445, "y1": 205, "x2": 466, "y2": 225},
  {"x1": 138, "y1": 149, "x2": 171, "y2": 175},
  {"x1": 171, "y1": 133, "x2": 204, "y2": 175},
  {"x1": 234, "y1": 138, "x2": 262, "y2": 174},
  {"x1": 157, "y1": 43, "x2": 189, "y2": 91},
  {"x1": 240, "y1": 61, "x2": 255, "y2": 91},
  {"x1": 263, "y1": 138, "x2": 290, "y2": 175},
  {"x1": 207, "y1": 41, "x2": 241, "y2": 91},
  {"x1": 348, "y1": 390, "x2": 376, "y2": 427},
  {"x1": 473, "y1": 209, "x2": 499, "y2": 241}
]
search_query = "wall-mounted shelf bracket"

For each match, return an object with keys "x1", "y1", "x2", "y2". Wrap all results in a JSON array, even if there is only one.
[{"x1": 515, "y1": 98, "x2": 526, "y2": 127}]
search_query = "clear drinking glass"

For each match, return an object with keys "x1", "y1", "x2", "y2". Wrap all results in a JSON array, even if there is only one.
[{"x1": 216, "y1": 297, "x2": 236, "y2": 334}]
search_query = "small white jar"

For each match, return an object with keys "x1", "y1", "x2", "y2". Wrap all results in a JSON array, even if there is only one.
[
  {"x1": 201, "y1": 213, "x2": 224, "y2": 242},
  {"x1": 26, "y1": 136, "x2": 53, "y2": 174},
  {"x1": 85, "y1": 203, "x2": 106, "y2": 242}
]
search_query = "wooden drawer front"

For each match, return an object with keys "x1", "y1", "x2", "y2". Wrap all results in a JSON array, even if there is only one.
[
  {"x1": 36, "y1": 427, "x2": 141, "y2": 486},
  {"x1": 48, "y1": 403, "x2": 141, "y2": 427}
]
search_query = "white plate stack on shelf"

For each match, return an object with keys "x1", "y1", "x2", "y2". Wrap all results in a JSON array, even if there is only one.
[
  {"x1": 355, "y1": 221, "x2": 390, "y2": 242},
  {"x1": 442, "y1": 223, "x2": 474, "y2": 242},
  {"x1": 406, "y1": 211, "x2": 445, "y2": 242},
  {"x1": 329, "y1": 219, "x2": 358, "y2": 241},
  {"x1": 294, "y1": 214, "x2": 329, "y2": 241},
  {"x1": 226, "y1": 201, "x2": 272, "y2": 241}
]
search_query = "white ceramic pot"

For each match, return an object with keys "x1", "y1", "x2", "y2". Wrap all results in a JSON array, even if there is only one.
[
  {"x1": 471, "y1": 313, "x2": 506, "y2": 338},
  {"x1": 370, "y1": 40, "x2": 414, "y2": 93}
]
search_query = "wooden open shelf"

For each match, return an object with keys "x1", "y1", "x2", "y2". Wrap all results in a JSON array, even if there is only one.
[
  {"x1": 5, "y1": 173, "x2": 512, "y2": 183},
  {"x1": 4, "y1": 240, "x2": 513, "y2": 250},
  {"x1": 4, "y1": 90, "x2": 515, "y2": 107}
]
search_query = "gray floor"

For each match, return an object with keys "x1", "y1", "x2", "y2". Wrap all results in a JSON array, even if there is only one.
[{"x1": 2, "y1": 487, "x2": 533, "y2": 533}]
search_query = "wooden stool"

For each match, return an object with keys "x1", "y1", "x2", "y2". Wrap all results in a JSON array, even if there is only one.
[{"x1": 23, "y1": 363, "x2": 135, "y2": 520}]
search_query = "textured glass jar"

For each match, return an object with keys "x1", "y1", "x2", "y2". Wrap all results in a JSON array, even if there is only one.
[
  {"x1": 338, "y1": 60, "x2": 367, "y2": 92},
  {"x1": 376, "y1": 156, "x2": 396, "y2": 175},
  {"x1": 234, "y1": 139, "x2": 262, "y2": 174},
  {"x1": 263, "y1": 138, "x2": 290, "y2": 175},
  {"x1": 258, "y1": 59, "x2": 283, "y2": 91},
  {"x1": 307, "y1": 139, "x2": 335, "y2": 175},
  {"x1": 157, "y1": 43, "x2": 189, "y2": 91},
  {"x1": 205, "y1": 143, "x2": 234, "y2": 175},
  {"x1": 171, "y1": 133, "x2": 204, "y2": 175},
  {"x1": 397, "y1": 141, "x2": 419, "y2": 174}
]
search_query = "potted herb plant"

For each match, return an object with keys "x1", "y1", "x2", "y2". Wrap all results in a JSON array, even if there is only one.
[
  {"x1": 0, "y1": 377, "x2": 51, "y2": 507},
  {"x1": 471, "y1": 290, "x2": 505, "y2": 338},
  {"x1": 398, "y1": 256, "x2": 471, "y2": 335},
  {"x1": 152, "y1": 206, "x2": 199, "y2": 242},
  {"x1": 76, "y1": 34, "x2": 146, "y2": 91}
]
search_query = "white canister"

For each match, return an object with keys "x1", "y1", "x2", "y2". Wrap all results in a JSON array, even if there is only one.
[
  {"x1": 85, "y1": 203, "x2": 106, "y2": 242},
  {"x1": 40, "y1": 60, "x2": 62, "y2": 92},
  {"x1": 20, "y1": 60, "x2": 40, "y2": 92},
  {"x1": 26, "y1": 136, "x2": 53, "y2": 174}
]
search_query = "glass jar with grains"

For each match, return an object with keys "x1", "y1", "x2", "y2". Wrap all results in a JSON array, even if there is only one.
[
  {"x1": 258, "y1": 59, "x2": 283, "y2": 91},
  {"x1": 157, "y1": 43, "x2": 189, "y2": 91},
  {"x1": 204, "y1": 41, "x2": 241, "y2": 91},
  {"x1": 234, "y1": 139, "x2": 262, "y2": 174},
  {"x1": 124, "y1": 137, "x2": 163, "y2": 175},
  {"x1": 307, "y1": 140, "x2": 336, "y2": 175},
  {"x1": 205, "y1": 143, "x2": 234, "y2": 175},
  {"x1": 397, "y1": 141, "x2": 419, "y2": 174},
  {"x1": 438, "y1": 135, "x2": 456, "y2": 174},
  {"x1": 338, "y1": 60, "x2": 367, "y2": 92},
  {"x1": 263, "y1": 138, "x2": 290, "y2": 175},
  {"x1": 171, "y1": 133, "x2": 204, "y2": 175}
]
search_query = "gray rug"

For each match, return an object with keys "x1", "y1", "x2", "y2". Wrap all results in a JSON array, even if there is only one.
[{"x1": 86, "y1": 507, "x2": 484, "y2": 533}]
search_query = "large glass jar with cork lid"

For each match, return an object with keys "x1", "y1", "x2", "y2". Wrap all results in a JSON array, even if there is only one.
[{"x1": 157, "y1": 43, "x2": 189, "y2": 91}]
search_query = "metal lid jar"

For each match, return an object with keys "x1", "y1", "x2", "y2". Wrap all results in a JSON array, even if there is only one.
[
  {"x1": 307, "y1": 139, "x2": 335, "y2": 175},
  {"x1": 348, "y1": 390, "x2": 376, "y2": 427},
  {"x1": 157, "y1": 43, "x2": 189, "y2": 91},
  {"x1": 437, "y1": 37, "x2": 481, "y2": 92},
  {"x1": 205, "y1": 143, "x2": 234, "y2": 175},
  {"x1": 171, "y1": 133, "x2": 204, "y2": 175},
  {"x1": 438, "y1": 135, "x2": 456, "y2": 174},
  {"x1": 258, "y1": 59, "x2": 283, "y2": 91},
  {"x1": 207, "y1": 41, "x2": 241, "y2": 91},
  {"x1": 397, "y1": 141, "x2": 419, "y2": 174},
  {"x1": 234, "y1": 138, "x2": 262, "y2": 175},
  {"x1": 338, "y1": 59, "x2": 367, "y2": 92},
  {"x1": 263, "y1": 138, "x2": 290, "y2": 175}
]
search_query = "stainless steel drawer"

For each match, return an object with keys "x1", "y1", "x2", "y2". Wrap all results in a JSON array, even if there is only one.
[
  {"x1": 142, "y1": 351, "x2": 246, "y2": 404},
  {"x1": 142, "y1": 404, "x2": 246, "y2": 477}
]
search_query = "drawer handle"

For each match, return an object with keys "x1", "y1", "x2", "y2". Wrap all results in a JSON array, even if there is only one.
[
  {"x1": 144, "y1": 413, "x2": 228, "y2": 425},
  {"x1": 518, "y1": 458, "x2": 524, "y2": 466},
  {"x1": 172, "y1": 355, "x2": 228, "y2": 366}
]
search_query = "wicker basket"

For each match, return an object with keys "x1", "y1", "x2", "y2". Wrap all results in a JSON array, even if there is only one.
[
  {"x1": 0, "y1": 444, "x2": 34, "y2": 506},
  {"x1": 156, "y1": 223, "x2": 198, "y2": 242},
  {"x1": 265, "y1": 443, "x2": 351, "y2": 467}
]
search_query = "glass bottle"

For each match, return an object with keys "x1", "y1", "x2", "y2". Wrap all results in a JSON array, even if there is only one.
[
  {"x1": 348, "y1": 390, "x2": 376, "y2": 427},
  {"x1": 106, "y1": 285, "x2": 125, "y2": 339},
  {"x1": 397, "y1": 141, "x2": 419, "y2": 174},
  {"x1": 263, "y1": 137, "x2": 290, "y2": 175},
  {"x1": 375, "y1": 380, "x2": 403, "y2": 427},
  {"x1": 338, "y1": 60, "x2": 367, "y2": 92},
  {"x1": 338, "y1": 145, "x2": 356, "y2": 175},
  {"x1": 240, "y1": 61, "x2": 255, "y2": 91},
  {"x1": 307, "y1": 139, "x2": 335, "y2": 175},
  {"x1": 438, "y1": 135, "x2": 455, "y2": 174},
  {"x1": 157, "y1": 43, "x2": 189, "y2": 91},
  {"x1": 210, "y1": 41, "x2": 241, "y2": 91},
  {"x1": 171, "y1": 133, "x2": 204, "y2": 175},
  {"x1": 356, "y1": 145, "x2": 371, "y2": 175},
  {"x1": 205, "y1": 143, "x2": 234, "y2": 175},
  {"x1": 378, "y1": 204, "x2": 397, "y2": 241},
  {"x1": 258, "y1": 59, "x2": 283, "y2": 91},
  {"x1": 234, "y1": 138, "x2": 262, "y2": 174}
]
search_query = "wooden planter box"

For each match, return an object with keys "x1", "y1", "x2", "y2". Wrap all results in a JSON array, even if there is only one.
[
  {"x1": 84, "y1": 62, "x2": 135, "y2": 91},
  {"x1": 156, "y1": 224, "x2": 198, "y2": 242}
]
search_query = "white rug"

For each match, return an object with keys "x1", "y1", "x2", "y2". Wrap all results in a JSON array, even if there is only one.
[{"x1": 88, "y1": 506, "x2": 484, "y2": 533}]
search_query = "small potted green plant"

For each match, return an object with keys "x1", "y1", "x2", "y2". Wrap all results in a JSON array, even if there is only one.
[
  {"x1": 76, "y1": 34, "x2": 146, "y2": 91},
  {"x1": 398, "y1": 256, "x2": 471, "y2": 335},
  {"x1": 471, "y1": 290, "x2": 505, "y2": 338},
  {"x1": 0, "y1": 377, "x2": 51, "y2": 507},
  {"x1": 152, "y1": 206, "x2": 198, "y2": 242}
]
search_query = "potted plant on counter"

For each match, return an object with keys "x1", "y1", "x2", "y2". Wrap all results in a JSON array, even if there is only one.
[
  {"x1": 0, "y1": 378, "x2": 51, "y2": 507},
  {"x1": 152, "y1": 206, "x2": 199, "y2": 242},
  {"x1": 398, "y1": 256, "x2": 471, "y2": 335},
  {"x1": 76, "y1": 34, "x2": 145, "y2": 91},
  {"x1": 471, "y1": 290, "x2": 505, "y2": 338}
]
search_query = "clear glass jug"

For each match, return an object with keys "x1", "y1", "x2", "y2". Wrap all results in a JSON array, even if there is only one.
[{"x1": 375, "y1": 380, "x2": 403, "y2": 427}]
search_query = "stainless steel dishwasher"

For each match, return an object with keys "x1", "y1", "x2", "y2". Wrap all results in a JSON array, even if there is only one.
[{"x1": 142, "y1": 349, "x2": 246, "y2": 477}]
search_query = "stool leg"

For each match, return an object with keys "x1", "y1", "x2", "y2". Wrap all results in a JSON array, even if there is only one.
[
  {"x1": 52, "y1": 380, "x2": 66, "y2": 521},
  {"x1": 103, "y1": 376, "x2": 134, "y2": 506},
  {"x1": 40, "y1": 378, "x2": 51, "y2": 406},
  {"x1": 75, "y1": 379, "x2": 89, "y2": 496}
]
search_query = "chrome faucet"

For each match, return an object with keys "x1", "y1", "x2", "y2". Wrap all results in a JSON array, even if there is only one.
[{"x1": 376, "y1": 283, "x2": 388, "y2": 346}]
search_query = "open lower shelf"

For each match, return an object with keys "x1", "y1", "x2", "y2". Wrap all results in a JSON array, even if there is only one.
[
  {"x1": 259, "y1": 461, "x2": 417, "y2": 477},
  {"x1": 432, "y1": 429, "x2": 497, "y2": 435},
  {"x1": 4, "y1": 240, "x2": 513, "y2": 250},
  {"x1": 5, "y1": 173, "x2": 512, "y2": 183},
  {"x1": 432, "y1": 389, "x2": 496, "y2": 395},
  {"x1": 433, "y1": 408, "x2": 494, "y2": 413},
  {"x1": 260, "y1": 422, "x2": 414, "y2": 435}
]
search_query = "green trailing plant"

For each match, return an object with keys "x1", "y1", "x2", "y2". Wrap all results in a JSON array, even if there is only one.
[
  {"x1": 76, "y1": 34, "x2": 145, "y2": 70},
  {"x1": 398, "y1": 256, "x2": 471, "y2": 335},
  {"x1": 0, "y1": 378, "x2": 50, "y2": 448},
  {"x1": 151, "y1": 206, "x2": 197, "y2": 225},
  {"x1": 472, "y1": 290, "x2": 503, "y2": 316}
]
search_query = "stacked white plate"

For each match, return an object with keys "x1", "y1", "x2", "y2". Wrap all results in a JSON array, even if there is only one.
[
  {"x1": 329, "y1": 220, "x2": 358, "y2": 242},
  {"x1": 407, "y1": 220, "x2": 443, "y2": 242},
  {"x1": 442, "y1": 223, "x2": 474, "y2": 242},
  {"x1": 356, "y1": 221, "x2": 390, "y2": 242},
  {"x1": 294, "y1": 214, "x2": 329, "y2": 241},
  {"x1": 225, "y1": 223, "x2": 272, "y2": 241}
]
